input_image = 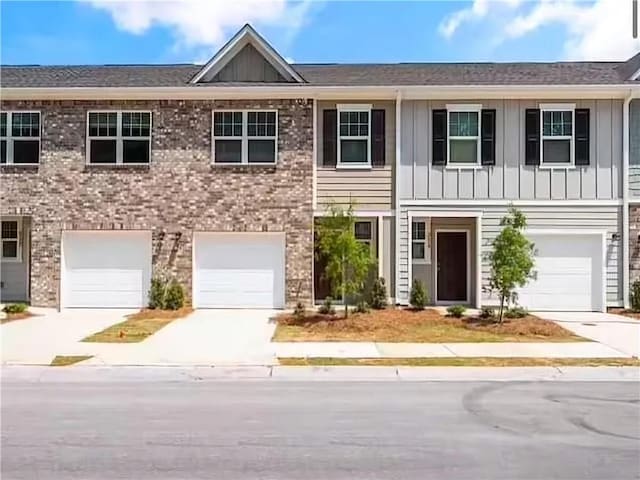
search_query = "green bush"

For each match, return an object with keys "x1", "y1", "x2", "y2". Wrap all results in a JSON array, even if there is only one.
[
  {"x1": 354, "y1": 300, "x2": 369, "y2": 314},
  {"x1": 630, "y1": 280, "x2": 640, "y2": 312},
  {"x1": 369, "y1": 277, "x2": 388, "y2": 310},
  {"x1": 3, "y1": 303, "x2": 27, "y2": 314},
  {"x1": 318, "y1": 296, "x2": 335, "y2": 315},
  {"x1": 409, "y1": 279, "x2": 427, "y2": 310},
  {"x1": 163, "y1": 280, "x2": 185, "y2": 310},
  {"x1": 479, "y1": 306, "x2": 496, "y2": 320},
  {"x1": 148, "y1": 276, "x2": 166, "y2": 310},
  {"x1": 293, "y1": 301, "x2": 306, "y2": 321},
  {"x1": 446, "y1": 305, "x2": 467, "y2": 318},
  {"x1": 504, "y1": 306, "x2": 528, "y2": 319}
]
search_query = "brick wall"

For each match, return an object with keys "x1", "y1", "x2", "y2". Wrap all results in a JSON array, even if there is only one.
[{"x1": 0, "y1": 99, "x2": 314, "y2": 307}]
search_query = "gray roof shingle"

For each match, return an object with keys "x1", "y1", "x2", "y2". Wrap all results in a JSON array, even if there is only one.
[{"x1": 0, "y1": 59, "x2": 636, "y2": 88}]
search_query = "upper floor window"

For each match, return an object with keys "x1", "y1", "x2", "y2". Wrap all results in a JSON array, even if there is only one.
[
  {"x1": 541, "y1": 104, "x2": 574, "y2": 166},
  {"x1": 447, "y1": 105, "x2": 481, "y2": 166},
  {"x1": 1, "y1": 219, "x2": 20, "y2": 261},
  {"x1": 0, "y1": 111, "x2": 41, "y2": 165},
  {"x1": 337, "y1": 105, "x2": 370, "y2": 167},
  {"x1": 87, "y1": 111, "x2": 151, "y2": 165},
  {"x1": 212, "y1": 110, "x2": 277, "y2": 164}
]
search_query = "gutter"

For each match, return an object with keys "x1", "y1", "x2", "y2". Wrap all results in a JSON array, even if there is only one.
[{"x1": 623, "y1": 90, "x2": 637, "y2": 309}]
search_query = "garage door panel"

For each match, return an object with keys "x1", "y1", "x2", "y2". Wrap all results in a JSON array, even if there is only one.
[
  {"x1": 516, "y1": 233, "x2": 603, "y2": 312},
  {"x1": 194, "y1": 233, "x2": 285, "y2": 309},
  {"x1": 62, "y1": 232, "x2": 151, "y2": 308}
]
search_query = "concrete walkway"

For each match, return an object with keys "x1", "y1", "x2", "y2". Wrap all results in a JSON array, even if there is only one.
[
  {"x1": 1, "y1": 308, "x2": 135, "y2": 364},
  {"x1": 76, "y1": 309, "x2": 277, "y2": 366},
  {"x1": 273, "y1": 340, "x2": 629, "y2": 359},
  {"x1": 536, "y1": 311, "x2": 640, "y2": 357}
]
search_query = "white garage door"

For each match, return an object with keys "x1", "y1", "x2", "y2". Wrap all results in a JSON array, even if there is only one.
[
  {"x1": 193, "y1": 232, "x2": 285, "y2": 309},
  {"x1": 516, "y1": 233, "x2": 604, "y2": 312},
  {"x1": 62, "y1": 231, "x2": 152, "y2": 308}
]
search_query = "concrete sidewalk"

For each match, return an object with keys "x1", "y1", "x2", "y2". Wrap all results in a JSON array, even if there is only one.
[
  {"x1": 2, "y1": 365, "x2": 639, "y2": 383},
  {"x1": 273, "y1": 340, "x2": 630, "y2": 359}
]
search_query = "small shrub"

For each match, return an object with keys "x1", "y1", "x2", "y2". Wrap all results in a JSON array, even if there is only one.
[
  {"x1": 479, "y1": 306, "x2": 496, "y2": 320},
  {"x1": 630, "y1": 280, "x2": 640, "y2": 312},
  {"x1": 369, "y1": 277, "x2": 388, "y2": 310},
  {"x1": 293, "y1": 301, "x2": 306, "y2": 321},
  {"x1": 447, "y1": 305, "x2": 467, "y2": 318},
  {"x1": 409, "y1": 279, "x2": 427, "y2": 310},
  {"x1": 148, "y1": 276, "x2": 166, "y2": 310},
  {"x1": 318, "y1": 296, "x2": 335, "y2": 315},
  {"x1": 163, "y1": 280, "x2": 185, "y2": 310},
  {"x1": 3, "y1": 303, "x2": 27, "y2": 314},
  {"x1": 354, "y1": 300, "x2": 369, "y2": 314},
  {"x1": 504, "y1": 306, "x2": 528, "y2": 319}
]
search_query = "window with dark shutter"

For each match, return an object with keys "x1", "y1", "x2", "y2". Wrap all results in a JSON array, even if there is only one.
[
  {"x1": 481, "y1": 109, "x2": 496, "y2": 166},
  {"x1": 525, "y1": 109, "x2": 540, "y2": 165},
  {"x1": 371, "y1": 109, "x2": 385, "y2": 167},
  {"x1": 432, "y1": 109, "x2": 447, "y2": 165},
  {"x1": 574, "y1": 108, "x2": 590, "y2": 166},
  {"x1": 322, "y1": 109, "x2": 337, "y2": 167}
]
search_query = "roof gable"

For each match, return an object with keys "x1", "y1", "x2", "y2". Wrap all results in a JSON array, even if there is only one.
[{"x1": 190, "y1": 24, "x2": 304, "y2": 84}]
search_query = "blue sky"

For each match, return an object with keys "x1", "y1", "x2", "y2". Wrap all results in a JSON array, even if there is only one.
[{"x1": 1, "y1": 0, "x2": 637, "y2": 66}]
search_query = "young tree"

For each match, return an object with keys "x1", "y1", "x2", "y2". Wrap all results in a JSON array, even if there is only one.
[
  {"x1": 487, "y1": 207, "x2": 536, "y2": 323},
  {"x1": 316, "y1": 202, "x2": 376, "y2": 317}
]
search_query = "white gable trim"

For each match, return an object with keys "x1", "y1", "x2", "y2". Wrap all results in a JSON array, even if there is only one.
[{"x1": 190, "y1": 24, "x2": 304, "y2": 84}]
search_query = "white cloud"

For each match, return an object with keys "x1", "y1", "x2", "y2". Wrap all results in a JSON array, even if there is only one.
[
  {"x1": 439, "y1": 0, "x2": 640, "y2": 60},
  {"x1": 439, "y1": 0, "x2": 522, "y2": 39},
  {"x1": 81, "y1": 0, "x2": 314, "y2": 53}
]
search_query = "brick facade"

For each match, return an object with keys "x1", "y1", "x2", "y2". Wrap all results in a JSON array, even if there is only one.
[{"x1": 0, "y1": 99, "x2": 314, "y2": 307}]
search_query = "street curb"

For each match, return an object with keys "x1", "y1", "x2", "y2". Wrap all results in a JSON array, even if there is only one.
[{"x1": 1, "y1": 365, "x2": 639, "y2": 383}]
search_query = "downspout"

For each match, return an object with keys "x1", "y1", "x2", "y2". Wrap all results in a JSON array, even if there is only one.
[
  {"x1": 394, "y1": 90, "x2": 402, "y2": 304},
  {"x1": 623, "y1": 90, "x2": 635, "y2": 309}
]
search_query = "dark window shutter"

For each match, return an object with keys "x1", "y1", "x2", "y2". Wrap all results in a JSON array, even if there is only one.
[
  {"x1": 371, "y1": 109, "x2": 385, "y2": 166},
  {"x1": 322, "y1": 109, "x2": 337, "y2": 167},
  {"x1": 432, "y1": 109, "x2": 447, "y2": 166},
  {"x1": 575, "y1": 108, "x2": 590, "y2": 166},
  {"x1": 525, "y1": 108, "x2": 540, "y2": 166},
  {"x1": 481, "y1": 109, "x2": 496, "y2": 166}
]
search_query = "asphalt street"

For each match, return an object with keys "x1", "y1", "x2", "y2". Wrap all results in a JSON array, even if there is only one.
[{"x1": 2, "y1": 379, "x2": 639, "y2": 480}]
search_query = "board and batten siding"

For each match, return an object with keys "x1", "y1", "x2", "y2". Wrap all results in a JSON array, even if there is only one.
[
  {"x1": 316, "y1": 101, "x2": 395, "y2": 211},
  {"x1": 399, "y1": 99, "x2": 623, "y2": 201},
  {"x1": 209, "y1": 44, "x2": 287, "y2": 82},
  {"x1": 629, "y1": 99, "x2": 640, "y2": 198},
  {"x1": 397, "y1": 205, "x2": 621, "y2": 306}
]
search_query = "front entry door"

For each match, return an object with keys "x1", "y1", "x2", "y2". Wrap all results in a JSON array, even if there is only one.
[{"x1": 436, "y1": 231, "x2": 467, "y2": 303}]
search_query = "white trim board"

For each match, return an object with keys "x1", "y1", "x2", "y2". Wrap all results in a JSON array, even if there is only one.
[
  {"x1": 313, "y1": 210, "x2": 394, "y2": 217},
  {"x1": 400, "y1": 199, "x2": 622, "y2": 207}
]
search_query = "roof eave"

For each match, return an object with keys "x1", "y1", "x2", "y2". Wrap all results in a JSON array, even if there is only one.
[{"x1": 1, "y1": 84, "x2": 638, "y2": 101}]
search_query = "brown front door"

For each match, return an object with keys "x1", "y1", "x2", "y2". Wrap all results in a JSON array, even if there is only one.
[{"x1": 436, "y1": 231, "x2": 467, "y2": 303}]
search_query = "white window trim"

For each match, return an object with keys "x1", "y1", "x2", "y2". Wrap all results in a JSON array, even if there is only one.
[
  {"x1": 411, "y1": 220, "x2": 429, "y2": 265},
  {"x1": 337, "y1": 103, "x2": 372, "y2": 169},
  {"x1": 1, "y1": 110, "x2": 41, "y2": 166},
  {"x1": 1, "y1": 217, "x2": 22, "y2": 263},
  {"x1": 211, "y1": 110, "x2": 278, "y2": 165},
  {"x1": 86, "y1": 110, "x2": 152, "y2": 166},
  {"x1": 539, "y1": 103, "x2": 575, "y2": 170},
  {"x1": 354, "y1": 219, "x2": 375, "y2": 253},
  {"x1": 445, "y1": 104, "x2": 482, "y2": 169}
]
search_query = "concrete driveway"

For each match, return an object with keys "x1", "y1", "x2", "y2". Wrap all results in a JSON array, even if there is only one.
[
  {"x1": 81, "y1": 309, "x2": 278, "y2": 366},
  {"x1": 1, "y1": 308, "x2": 134, "y2": 365},
  {"x1": 537, "y1": 311, "x2": 640, "y2": 357}
]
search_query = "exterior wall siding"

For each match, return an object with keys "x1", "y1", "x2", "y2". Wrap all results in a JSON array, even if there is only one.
[
  {"x1": 316, "y1": 100, "x2": 395, "y2": 212},
  {"x1": 0, "y1": 99, "x2": 313, "y2": 308},
  {"x1": 211, "y1": 44, "x2": 286, "y2": 83},
  {"x1": 399, "y1": 99, "x2": 623, "y2": 201},
  {"x1": 630, "y1": 205, "x2": 640, "y2": 284},
  {"x1": 0, "y1": 217, "x2": 30, "y2": 302},
  {"x1": 630, "y1": 99, "x2": 640, "y2": 198},
  {"x1": 397, "y1": 204, "x2": 622, "y2": 306}
]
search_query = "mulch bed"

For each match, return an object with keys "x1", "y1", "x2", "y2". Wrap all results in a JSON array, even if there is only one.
[
  {"x1": 126, "y1": 307, "x2": 194, "y2": 320},
  {"x1": 274, "y1": 307, "x2": 584, "y2": 343},
  {"x1": 608, "y1": 308, "x2": 640, "y2": 320},
  {"x1": 1, "y1": 311, "x2": 35, "y2": 324}
]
